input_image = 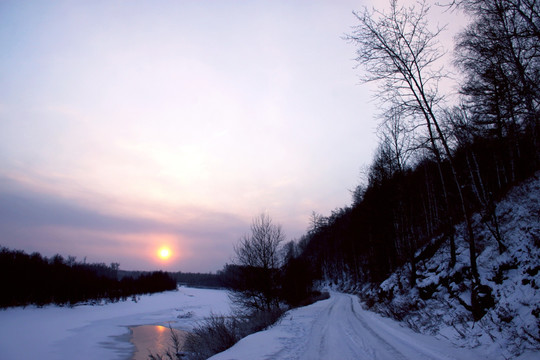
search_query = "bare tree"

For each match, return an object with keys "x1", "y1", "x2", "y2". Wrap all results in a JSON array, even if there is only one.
[
  {"x1": 307, "y1": 211, "x2": 327, "y2": 235},
  {"x1": 378, "y1": 106, "x2": 419, "y2": 174},
  {"x1": 377, "y1": 109, "x2": 423, "y2": 285},
  {"x1": 454, "y1": 0, "x2": 540, "y2": 164},
  {"x1": 452, "y1": 0, "x2": 540, "y2": 255},
  {"x1": 446, "y1": 106, "x2": 507, "y2": 254},
  {"x1": 234, "y1": 213, "x2": 284, "y2": 270},
  {"x1": 231, "y1": 213, "x2": 285, "y2": 311},
  {"x1": 346, "y1": 0, "x2": 478, "y2": 276}
]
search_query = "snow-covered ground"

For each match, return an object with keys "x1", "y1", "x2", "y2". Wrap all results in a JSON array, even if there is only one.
[
  {"x1": 0, "y1": 286, "x2": 230, "y2": 360},
  {"x1": 2, "y1": 177, "x2": 538, "y2": 360},
  {"x1": 209, "y1": 175, "x2": 540, "y2": 360},
  {"x1": 209, "y1": 291, "x2": 490, "y2": 360},
  {"x1": 0, "y1": 286, "x2": 503, "y2": 360},
  {"x1": 361, "y1": 173, "x2": 540, "y2": 359}
]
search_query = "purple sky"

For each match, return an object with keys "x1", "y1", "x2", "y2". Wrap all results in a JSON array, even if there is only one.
[{"x1": 0, "y1": 0, "x2": 463, "y2": 272}]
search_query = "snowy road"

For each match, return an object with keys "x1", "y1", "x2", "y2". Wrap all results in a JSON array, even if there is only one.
[{"x1": 210, "y1": 292, "x2": 489, "y2": 360}]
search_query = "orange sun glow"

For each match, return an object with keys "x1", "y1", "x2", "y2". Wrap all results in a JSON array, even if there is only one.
[{"x1": 158, "y1": 247, "x2": 171, "y2": 260}]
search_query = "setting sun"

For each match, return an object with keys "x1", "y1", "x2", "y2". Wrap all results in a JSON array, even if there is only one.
[{"x1": 158, "y1": 247, "x2": 171, "y2": 260}]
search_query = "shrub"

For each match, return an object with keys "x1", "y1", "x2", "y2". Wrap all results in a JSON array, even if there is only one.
[
  {"x1": 183, "y1": 314, "x2": 241, "y2": 360},
  {"x1": 180, "y1": 307, "x2": 285, "y2": 360}
]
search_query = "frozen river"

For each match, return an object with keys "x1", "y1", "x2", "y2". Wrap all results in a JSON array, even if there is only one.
[{"x1": 0, "y1": 287, "x2": 230, "y2": 360}]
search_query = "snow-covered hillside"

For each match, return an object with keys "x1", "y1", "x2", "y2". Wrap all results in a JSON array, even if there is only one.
[
  {"x1": 208, "y1": 175, "x2": 539, "y2": 360},
  {"x1": 361, "y1": 173, "x2": 540, "y2": 359}
]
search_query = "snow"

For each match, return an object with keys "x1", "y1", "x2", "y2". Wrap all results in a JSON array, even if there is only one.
[
  {"x1": 2, "y1": 175, "x2": 538, "y2": 360},
  {"x1": 209, "y1": 291, "x2": 490, "y2": 360},
  {"x1": 0, "y1": 286, "x2": 230, "y2": 360},
  {"x1": 361, "y1": 173, "x2": 540, "y2": 359}
]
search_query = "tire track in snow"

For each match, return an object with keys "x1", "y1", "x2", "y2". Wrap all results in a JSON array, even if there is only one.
[
  {"x1": 346, "y1": 295, "x2": 410, "y2": 360},
  {"x1": 300, "y1": 293, "x2": 408, "y2": 360},
  {"x1": 209, "y1": 292, "x2": 490, "y2": 360},
  {"x1": 346, "y1": 293, "x2": 471, "y2": 360}
]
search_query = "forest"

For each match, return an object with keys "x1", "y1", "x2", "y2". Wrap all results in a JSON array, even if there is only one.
[
  {"x1": 1, "y1": 0, "x2": 538, "y2": 353},
  {"x1": 226, "y1": 0, "x2": 540, "y2": 322},
  {"x1": 283, "y1": 0, "x2": 539, "y2": 315},
  {"x1": 0, "y1": 247, "x2": 177, "y2": 308}
]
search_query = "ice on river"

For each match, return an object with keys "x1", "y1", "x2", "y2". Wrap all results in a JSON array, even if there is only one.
[{"x1": 0, "y1": 286, "x2": 230, "y2": 360}]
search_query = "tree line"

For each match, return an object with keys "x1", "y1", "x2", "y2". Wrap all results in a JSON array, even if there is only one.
[
  {"x1": 169, "y1": 271, "x2": 224, "y2": 288},
  {"x1": 225, "y1": 0, "x2": 539, "y2": 321},
  {"x1": 148, "y1": 1, "x2": 539, "y2": 356},
  {"x1": 296, "y1": 0, "x2": 539, "y2": 319},
  {"x1": 0, "y1": 247, "x2": 177, "y2": 308}
]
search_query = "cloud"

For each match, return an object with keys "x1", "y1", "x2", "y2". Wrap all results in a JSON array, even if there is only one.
[
  {"x1": 0, "y1": 176, "x2": 248, "y2": 272},
  {"x1": 0, "y1": 190, "x2": 149, "y2": 232},
  {"x1": 0, "y1": 0, "x2": 382, "y2": 271}
]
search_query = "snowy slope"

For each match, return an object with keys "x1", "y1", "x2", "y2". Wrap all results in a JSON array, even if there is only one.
[
  {"x1": 209, "y1": 291, "x2": 489, "y2": 360},
  {"x1": 211, "y1": 175, "x2": 540, "y2": 360},
  {"x1": 362, "y1": 173, "x2": 540, "y2": 359},
  {"x1": 0, "y1": 287, "x2": 230, "y2": 360}
]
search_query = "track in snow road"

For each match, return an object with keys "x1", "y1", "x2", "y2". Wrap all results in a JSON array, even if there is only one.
[
  {"x1": 300, "y1": 293, "x2": 408, "y2": 360},
  {"x1": 209, "y1": 292, "x2": 489, "y2": 360}
]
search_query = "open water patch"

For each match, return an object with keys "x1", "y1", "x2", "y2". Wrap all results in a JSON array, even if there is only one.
[{"x1": 129, "y1": 324, "x2": 187, "y2": 360}]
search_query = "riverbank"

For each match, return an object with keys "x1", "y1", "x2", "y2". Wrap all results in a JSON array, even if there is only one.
[{"x1": 0, "y1": 287, "x2": 230, "y2": 360}]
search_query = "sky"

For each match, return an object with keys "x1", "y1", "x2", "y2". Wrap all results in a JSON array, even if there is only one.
[{"x1": 0, "y1": 0, "x2": 463, "y2": 272}]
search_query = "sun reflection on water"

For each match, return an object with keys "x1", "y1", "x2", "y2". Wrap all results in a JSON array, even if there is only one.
[{"x1": 130, "y1": 324, "x2": 187, "y2": 360}]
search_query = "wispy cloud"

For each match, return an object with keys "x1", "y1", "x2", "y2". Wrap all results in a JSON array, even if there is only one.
[{"x1": 0, "y1": 176, "x2": 247, "y2": 271}]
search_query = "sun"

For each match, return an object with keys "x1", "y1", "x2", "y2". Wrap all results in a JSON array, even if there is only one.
[{"x1": 158, "y1": 247, "x2": 171, "y2": 260}]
